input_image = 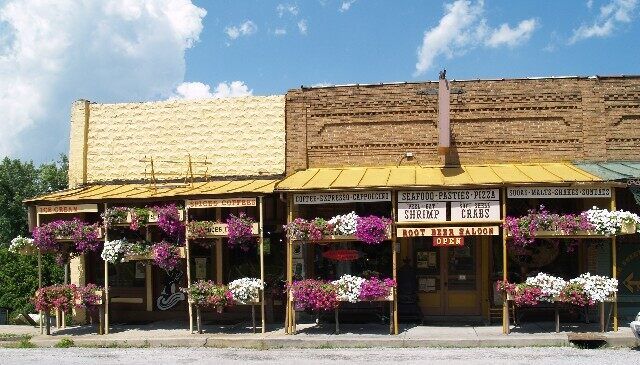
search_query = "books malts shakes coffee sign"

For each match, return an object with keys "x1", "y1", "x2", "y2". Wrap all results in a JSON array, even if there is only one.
[{"x1": 398, "y1": 189, "x2": 499, "y2": 222}]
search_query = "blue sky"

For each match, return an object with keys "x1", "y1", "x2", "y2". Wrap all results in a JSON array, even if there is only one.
[{"x1": 0, "y1": 0, "x2": 639, "y2": 162}]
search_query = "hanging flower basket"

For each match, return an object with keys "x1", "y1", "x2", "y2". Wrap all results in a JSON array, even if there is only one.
[
  {"x1": 226, "y1": 213, "x2": 258, "y2": 251},
  {"x1": 182, "y1": 280, "x2": 233, "y2": 309},
  {"x1": 9, "y1": 236, "x2": 37, "y2": 255},
  {"x1": 284, "y1": 212, "x2": 391, "y2": 244},
  {"x1": 33, "y1": 219, "x2": 103, "y2": 265},
  {"x1": 228, "y1": 278, "x2": 263, "y2": 304}
]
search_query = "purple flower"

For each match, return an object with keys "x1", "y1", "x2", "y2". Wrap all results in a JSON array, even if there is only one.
[
  {"x1": 355, "y1": 216, "x2": 391, "y2": 245},
  {"x1": 152, "y1": 241, "x2": 180, "y2": 271},
  {"x1": 226, "y1": 212, "x2": 256, "y2": 251}
]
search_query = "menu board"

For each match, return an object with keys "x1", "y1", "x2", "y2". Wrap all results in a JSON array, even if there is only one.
[{"x1": 398, "y1": 189, "x2": 500, "y2": 222}]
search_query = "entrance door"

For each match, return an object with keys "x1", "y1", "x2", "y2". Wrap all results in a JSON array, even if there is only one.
[{"x1": 414, "y1": 237, "x2": 482, "y2": 316}]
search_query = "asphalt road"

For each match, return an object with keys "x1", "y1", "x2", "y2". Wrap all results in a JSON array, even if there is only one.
[{"x1": 0, "y1": 347, "x2": 637, "y2": 364}]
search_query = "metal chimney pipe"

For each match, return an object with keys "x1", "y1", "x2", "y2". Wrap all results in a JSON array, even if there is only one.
[{"x1": 437, "y1": 70, "x2": 450, "y2": 156}]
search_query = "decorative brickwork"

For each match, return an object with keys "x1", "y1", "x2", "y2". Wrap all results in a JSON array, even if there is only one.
[{"x1": 285, "y1": 77, "x2": 640, "y2": 174}]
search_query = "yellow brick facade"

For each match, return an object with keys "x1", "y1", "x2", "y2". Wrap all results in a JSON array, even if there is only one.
[{"x1": 68, "y1": 96, "x2": 285, "y2": 187}]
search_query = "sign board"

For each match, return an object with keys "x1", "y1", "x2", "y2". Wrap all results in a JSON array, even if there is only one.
[
  {"x1": 433, "y1": 236, "x2": 464, "y2": 247},
  {"x1": 450, "y1": 200, "x2": 500, "y2": 221},
  {"x1": 293, "y1": 191, "x2": 391, "y2": 205},
  {"x1": 36, "y1": 204, "x2": 98, "y2": 215},
  {"x1": 398, "y1": 189, "x2": 499, "y2": 222},
  {"x1": 188, "y1": 223, "x2": 259, "y2": 237},
  {"x1": 397, "y1": 226, "x2": 500, "y2": 238},
  {"x1": 398, "y1": 201, "x2": 446, "y2": 222},
  {"x1": 186, "y1": 198, "x2": 256, "y2": 209},
  {"x1": 507, "y1": 186, "x2": 611, "y2": 199}
]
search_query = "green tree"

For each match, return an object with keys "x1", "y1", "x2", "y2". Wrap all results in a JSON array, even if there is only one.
[{"x1": 0, "y1": 155, "x2": 68, "y2": 317}]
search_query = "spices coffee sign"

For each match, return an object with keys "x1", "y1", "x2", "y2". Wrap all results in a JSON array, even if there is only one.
[{"x1": 398, "y1": 189, "x2": 500, "y2": 222}]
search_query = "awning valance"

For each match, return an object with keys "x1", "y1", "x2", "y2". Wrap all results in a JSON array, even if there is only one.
[
  {"x1": 275, "y1": 163, "x2": 602, "y2": 191},
  {"x1": 25, "y1": 179, "x2": 278, "y2": 204}
]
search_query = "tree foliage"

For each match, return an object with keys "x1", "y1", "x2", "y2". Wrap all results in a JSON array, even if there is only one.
[{"x1": 0, "y1": 155, "x2": 68, "y2": 316}]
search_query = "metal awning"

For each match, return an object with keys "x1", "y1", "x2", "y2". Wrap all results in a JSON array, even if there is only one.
[
  {"x1": 275, "y1": 163, "x2": 602, "y2": 191},
  {"x1": 25, "y1": 179, "x2": 278, "y2": 204},
  {"x1": 574, "y1": 161, "x2": 640, "y2": 181}
]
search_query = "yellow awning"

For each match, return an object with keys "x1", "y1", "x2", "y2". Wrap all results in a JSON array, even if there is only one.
[
  {"x1": 25, "y1": 179, "x2": 278, "y2": 204},
  {"x1": 275, "y1": 163, "x2": 603, "y2": 191}
]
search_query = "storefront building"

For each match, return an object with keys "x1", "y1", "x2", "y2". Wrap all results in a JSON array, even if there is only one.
[
  {"x1": 280, "y1": 75, "x2": 640, "y2": 330},
  {"x1": 22, "y1": 75, "x2": 640, "y2": 334}
]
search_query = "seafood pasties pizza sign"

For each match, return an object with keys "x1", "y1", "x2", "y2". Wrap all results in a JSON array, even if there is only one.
[{"x1": 397, "y1": 189, "x2": 500, "y2": 222}]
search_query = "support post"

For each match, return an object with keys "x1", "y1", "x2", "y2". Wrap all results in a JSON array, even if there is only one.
[
  {"x1": 335, "y1": 308, "x2": 339, "y2": 334},
  {"x1": 252, "y1": 304, "x2": 256, "y2": 333},
  {"x1": 501, "y1": 188, "x2": 509, "y2": 335},
  {"x1": 600, "y1": 302, "x2": 605, "y2": 333},
  {"x1": 37, "y1": 212, "x2": 43, "y2": 335},
  {"x1": 103, "y1": 203, "x2": 110, "y2": 335},
  {"x1": 145, "y1": 226, "x2": 153, "y2": 312},
  {"x1": 196, "y1": 306, "x2": 202, "y2": 334},
  {"x1": 391, "y1": 191, "x2": 398, "y2": 335},
  {"x1": 185, "y1": 204, "x2": 194, "y2": 333},
  {"x1": 555, "y1": 303, "x2": 560, "y2": 333},
  {"x1": 611, "y1": 190, "x2": 618, "y2": 332},
  {"x1": 215, "y1": 207, "x2": 223, "y2": 285},
  {"x1": 286, "y1": 195, "x2": 294, "y2": 335},
  {"x1": 259, "y1": 196, "x2": 266, "y2": 333}
]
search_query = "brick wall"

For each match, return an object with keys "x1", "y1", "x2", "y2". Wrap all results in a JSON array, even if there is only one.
[{"x1": 285, "y1": 77, "x2": 640, "y2": 174}]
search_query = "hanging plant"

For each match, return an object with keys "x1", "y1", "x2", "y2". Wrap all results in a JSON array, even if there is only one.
[
  {"x1": 34, "y1": 284, "x2": 79, "y2": 313},
  {"x1": 328, "y1": 211, "x2": 358, "y2": 235},
  {"x1": 283, "y1": 218, "x2": 334, "y2": 242},
  {"x1": 33, "y1": 219, "x2": 102, "y2": 265},
  {"x1": 9, "y1": 236, "x2": 36, "y2": 254},
  {"x1": 228, "y1": 277, "x2": 263, "y2": 304},
  {"x1": 226, "y1": 212, "x2": 256, "y2": 251},
  {"x1": 101, "y1": 207, "x2": 130, "y2": 228},
  {"x1": 151, "y1": 241, "x2": 181, "y2": 271},
  {"x1": 355, "y1": 215, "x2": 392, "y2": 245},
  {"x1": 186, "y1": 220, "x2": 221, "y2": 239},
  {"x1": 129, "y1": 207, "x2": 151, "y2": 230},
  {"x1": 152, "y1": 204, "x2": 185, "y2": 242},
  {"x1": 358, "y1": 277, "x2": 396, "y2": 301},
  {"x1": 77, "y1": 284, "x2": 103, "y2": 309},
  {"x1": 101, "y1": 239, "x2": 130, "y2": 264},
  {"x1": 289, "y1": 279, "x2": 338, "y2": 311}
]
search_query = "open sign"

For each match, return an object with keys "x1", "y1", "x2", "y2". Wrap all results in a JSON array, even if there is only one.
[{"x1": 432, "y1": 236, "x2": 464, "y2": 247}]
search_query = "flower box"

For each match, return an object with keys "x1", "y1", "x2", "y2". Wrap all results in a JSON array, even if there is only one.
[
  {"x1": 54, "y1": 227, "x2": 105, "y2": 241},
  {"x1": 298, "y1": 228, "x2": 392, "y2": 243},
  {"x1": 124, "y1": 210, "x2": 185, "y2": 225},
  {"x1": 75, "y1": 290, "x2": 104, "y2": 306},
  {"x1": 362, "y1": 292, "x2": 394, "y2": 302},
  {"x1": 187, "y1": 223, "x2": 259, "y2": 238},
  {"x1": 123, "y1": 247, "x2": 186, "y2": 262},
  {"x1": 506, "y1": 229, "x2": 631, "y2": 238},
  {"x1": 621, "y1": 221, "x2": 637, "y2": 234}
]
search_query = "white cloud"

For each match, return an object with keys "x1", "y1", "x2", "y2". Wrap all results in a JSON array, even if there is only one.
[
  {"x1": 0, "y1": 0, "x2": 206, "y2": 160},
  {"x1": 570, "y1": 0, "x2": 637, "y2": 43},
  {"x1": 277, "y1": 3, "x2": 299, "y2": 17},
  {"x1": 486, "y1": 19, "x2": 537, "y2": 47},
  {"x1": 171, "y1": 81, "x2": 253, "y2": 99},
  {"x1": 297, "y1": 19, "x2": 308, "y2": 35},
  {"x1": 225, "y1": 20, "x2": 257, "y2": 40},
  {"x1": 274, "y1": 28, "x2": 287, "y2": 36},
  {"x1": 339, "y1": 0, "x2": 357, "y2": 12},
  {"x1": 587, "y1": 0, "x2": 595, "y2": 9},
  {"x1": 414, "y1": 0, "x2": 537, "y2": 76}
]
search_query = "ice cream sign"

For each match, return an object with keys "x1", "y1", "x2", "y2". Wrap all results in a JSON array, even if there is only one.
[{"x1": 398, "y1": 189, "x2": 500, "y2": 222}]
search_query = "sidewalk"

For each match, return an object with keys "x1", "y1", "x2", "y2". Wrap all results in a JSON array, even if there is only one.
[{"x1": 1, "y1": 321, "x2": 638, "y2": 349}]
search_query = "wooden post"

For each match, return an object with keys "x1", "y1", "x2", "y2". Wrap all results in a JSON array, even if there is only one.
[
  {"x1": 335, "y1": 308, "x2": 339, "y2": 334},
  {"x1": 252, "y1": 304, "x2": 256, "y2": 333},
  {"x1": 45, "y1": 311, "x2": 51, "y2": 335},
  {"x1": 185, "y1": 204, "x2": 194, "y2": 333},
  {"x1": 215, "y1": 208, "x2": 223, "y2": 285},
  {"x1": 611, "y1": 190, "x2": 618, "y2": 332},
  {"x1": 391, "y1": 191, "x2": 398, "y2": 335},
  {"x1": 145, "y1": 226, "x2": 153, "y2": 312},
  {"x1": 103, "y1": 203, "x2": 110, "y2": 335},
  {"x1": 196, "y1": 305, "x2": 202, "y2": 334},
  {"x1": 259, "y1": 196, "x2": 266, "y2": 333},
  {"x1": 600, "y1": 302, "x2": 605, "y2": 333},
  {"x1": 555, "y1": 303, "x2": 560, "y2": 333},
  {"x1": 501, "y1": 188, "x2": 509, "y2": 335},
  {"x1": 37, "y1": 212, "x2": 43, "y2": 335},
  {"x1": 284, "y1": 195, "x2": 292, "y2": 335},
  {"x1": 98, "y1": 304, "x2": 105, "y2": 335}
]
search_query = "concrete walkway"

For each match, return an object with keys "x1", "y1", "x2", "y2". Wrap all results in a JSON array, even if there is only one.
[{"x1": 1, "y1": 321, "x2": 638, "y2": 348}]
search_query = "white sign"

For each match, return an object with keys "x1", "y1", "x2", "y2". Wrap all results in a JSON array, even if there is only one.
[
  {"x1": 399, "y1": 189, "x2": 499, "y2": 202},
  {"x1": 36, "y1": 204, "x2": 98, "y2": 215},
  {"x1": 187, "y1": 223, "x2": 259, "y2": 237},
  {"x1": 507, "y1": 186, "x2": 611, "y2": 199},
  {"x1": 451, "y1": 200, "x2": 500, "y2": 221},
  {"x1": 397, "y1": 226, "x2": 500, "y2": 237},
  {"x1": 186, "y1": 198, "x2": 256, "y2": 209},
  {"x1": 293, "y1": 191, "x2": 391, "y2": 205},
  {"x1": 398, "y1": 202, "x2": 446, "y2": 222}
]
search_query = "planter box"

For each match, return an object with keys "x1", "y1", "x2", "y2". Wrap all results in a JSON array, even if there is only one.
[
  {"x1": 507, "y1": 225, "x2": 636, "y2": 238},
  {"x1": 75, "y1": 290, "x2": 104, "y2": 306},
  {"x1": 187, "y1": 223, "x2": 259, "y2": 238},
  {"x1": 54, "y1": 227, "x2": 105, "y2": 241},
  {"x1": 121, "y1": 210, "x2": 186, "y2": 226},
  {"x1": 621, "y1": 221, "x2": 637, "y2": 234},
  {"x1": 122, "y1": 246, "x2": 186, "y2": 262},
  {"x1": 296, "y1": 228, "x2": 392, "y2": 243}
]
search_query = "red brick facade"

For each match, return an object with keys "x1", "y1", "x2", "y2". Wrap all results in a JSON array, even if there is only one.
[{"x1": 285, "y1": 76, "x2": 640, "y2": 175}]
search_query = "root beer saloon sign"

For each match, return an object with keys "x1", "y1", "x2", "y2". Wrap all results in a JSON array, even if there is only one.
[{"x1": 398, "y1": 189, "x2": 499, "y2": 222}]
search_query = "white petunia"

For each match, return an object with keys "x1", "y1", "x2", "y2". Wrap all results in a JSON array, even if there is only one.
[{"x1": 228, "y1": 277, "x2": 263, "y2": 304}]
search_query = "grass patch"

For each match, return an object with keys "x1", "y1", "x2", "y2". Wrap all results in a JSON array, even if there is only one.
[
  {"x1": 16, "y1": 338, "x2": 36, "y2": 348},
  {"x1": 54, "y1": 338, "x2": 74, "y2": 348}
]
